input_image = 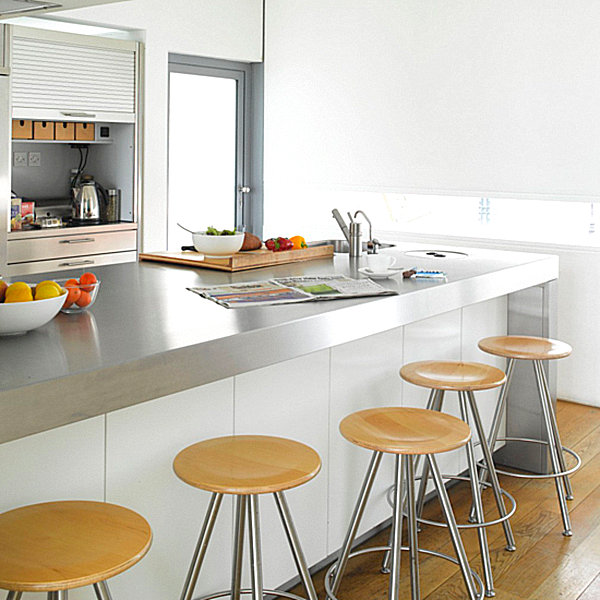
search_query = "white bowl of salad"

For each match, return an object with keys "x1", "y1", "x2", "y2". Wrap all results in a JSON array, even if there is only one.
[{"x1": 191, "y1": 226, "x2": 245, "y2": 258}]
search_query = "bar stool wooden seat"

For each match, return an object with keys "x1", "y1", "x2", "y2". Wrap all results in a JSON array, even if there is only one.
[
  {"x1": 0, "y1": 500, "x2": 152, "y2": 600},
  {"x1": 478, "y1": 335, "x2": 580, "y2": 537},
  {"x1": 397, "y1": 361, "x2": 517, "y2": 598},
  {"x1": 174, "y1": 435, "x2": 320, "y2": 600},
  {"x1": 326, "y1": 407, "x2": 483, "y2": 600}
]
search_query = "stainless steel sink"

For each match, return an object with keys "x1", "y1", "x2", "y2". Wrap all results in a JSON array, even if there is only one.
[
  {"x1": 403, "y1": 249, "x2": 468, "y2": 259},
  {"x1": 308, "y1": 239, "x2": 396, "y2": 253}
]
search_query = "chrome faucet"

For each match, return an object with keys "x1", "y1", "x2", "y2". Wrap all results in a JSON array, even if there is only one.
[{"x1": 353, "y1": 210, "x2": 381, "y2": 254}]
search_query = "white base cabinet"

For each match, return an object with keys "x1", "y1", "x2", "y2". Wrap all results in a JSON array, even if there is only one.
[{"x1": 0, "y1": 297, "x2": 507, "y2": 600}]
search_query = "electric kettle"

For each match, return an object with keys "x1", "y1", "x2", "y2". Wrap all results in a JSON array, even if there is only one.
[{"x1": 72, "y1": 175, "x2": 106, "y2": 223}]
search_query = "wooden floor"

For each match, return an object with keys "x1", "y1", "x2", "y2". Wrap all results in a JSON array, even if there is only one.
[{"x1": 292, "y1": 400, "x2": 600, "y2": 600}]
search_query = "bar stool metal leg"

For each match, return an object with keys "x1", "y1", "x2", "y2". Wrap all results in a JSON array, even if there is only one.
[
  {"x1": 467, "y1": 390, "x2": 517, "y2": 552},
  {"x1": 6, "y1": 593, "x2": 22, "y2": 600},
  {"x1": 388, "y1": 455, "x2": 405, "y2": 600},
  {"x1": 415, "y1": 390, "x2": 445, "y2": 520},
  {"x1": 533, "y1": 361, "x2": 573, "y2": 536},
  {"x1": 428, "y1": 454, "x2": 478, "y2": 600},
  {"x1": 274, "y1": 491, "x2": 318, "y2": 600},
  {"x1": 382, "y1": 390, "x2": 441, "y2": 574},
  {"x1": 536, "y1": 359, "x2": 574, "y2": 500},
  {"x1": 405, "y1": 455, "x2": 420, "y2": 600},
  {"x1": 470, "y1": 358, "x2": 515, "y2": 524},
  {"x1": 47, "y1": 593, "x2": 68, "y2": 600},
  {"x1": 248, "y1": 495, "x2": 264, "y2": 600},
  {"x1": 231, "y1": 496, "x2": 247, "y2": 600},
  {"x1": 180, "y1": 493, "x2": 224, "y2": 600},
  {"x1": 459, "y1": 392, "x2": 494, "y2": 598},
  {"x1": 93, "y1": 581, "x2": 113, "y2": 600},
  {"x1": 330, "y1": 451, "x2": 383, "y2": 596}
]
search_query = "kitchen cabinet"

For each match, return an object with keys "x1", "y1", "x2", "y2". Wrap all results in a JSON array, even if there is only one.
[{"x1": 0, "y1": 25, "x2": 143, "y2": 277}]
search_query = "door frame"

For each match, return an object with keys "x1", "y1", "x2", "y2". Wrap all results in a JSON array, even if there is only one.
[{"x1": 168, "y1": 54, "x2": 263, "y2": 237}]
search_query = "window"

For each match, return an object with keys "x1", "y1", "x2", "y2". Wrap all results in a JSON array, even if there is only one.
[{"x1": 167, "y1": 55, "x2": 262, "y2": 251}]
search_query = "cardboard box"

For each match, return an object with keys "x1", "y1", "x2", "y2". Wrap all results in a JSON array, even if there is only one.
[
  {"x1": 75, "y1": 122, "x2": 95, "y2": 141},
  {"x1": 12, "y1": 119, "x2": 33, "y2": 140},
  {"x1": 33, "y1": 121, "x2": 55, "y2": 140},
  {"x1": 55, "y1": 121, "x2": 75, "y2": 141},
  {"x1": 10, "y1": 197, "x2": 22, "y2": 231},
  {"x1": 21, "y1": 201, "x2": 35, "y2": 226}
]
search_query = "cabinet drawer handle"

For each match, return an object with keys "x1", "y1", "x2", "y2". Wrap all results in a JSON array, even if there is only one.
[
  {"x1": 58, "y1": 260, "x2": 95, "y2": 267},
  {"x1": 59, "y1": 238, "x2": 95, "y2": 244},
  {"x1": 61, "y1": 111, "x2": 97, "y2": 118}
]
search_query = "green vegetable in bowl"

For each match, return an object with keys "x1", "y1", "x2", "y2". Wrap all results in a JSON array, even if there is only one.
[{"x1": 206, "y1": 226, "x2": 238, "y2": 236}]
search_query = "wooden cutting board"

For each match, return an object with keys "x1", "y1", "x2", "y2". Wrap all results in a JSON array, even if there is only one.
[{"x1": 139, "y1": 245, "x2": 334, "y2": 272}]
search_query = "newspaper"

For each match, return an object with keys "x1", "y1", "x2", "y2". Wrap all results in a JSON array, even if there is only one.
[{"x1": 188, "y1": 275, "x2": 397, "y2": 308}]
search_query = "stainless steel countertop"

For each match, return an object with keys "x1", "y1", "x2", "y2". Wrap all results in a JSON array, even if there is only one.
[{"x1": 0, "y1": 242, "x2": 558, "y2": 443}]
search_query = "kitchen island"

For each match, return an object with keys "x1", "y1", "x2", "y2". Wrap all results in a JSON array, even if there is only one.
[{"x1": 0, "y1": 242, "x2": 558, "y2": 600}]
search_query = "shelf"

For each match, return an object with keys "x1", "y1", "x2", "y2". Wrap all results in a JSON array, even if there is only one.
[
  {"x1": 12, "y1": 139, "x2": 114, "y2": 145},
  {"x1": 8, "y1": 222, "x2": 137, "y2": 240}
]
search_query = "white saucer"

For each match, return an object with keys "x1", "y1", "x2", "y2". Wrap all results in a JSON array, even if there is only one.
[{"x1": 358, "y1": 266, "x2": 403, "y2": 280}]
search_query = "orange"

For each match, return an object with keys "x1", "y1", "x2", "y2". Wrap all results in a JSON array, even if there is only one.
[
  {"x1": 79, "y1": 272, "x2": 98, "y2": 293},
  {"x1": 76, "y1": 291, "x2": 92, "y2": 307},
  {"x1": 63, "y1": 279, "x2": 82, "y2": 307},
  {"x1": 290, "y1": 235, "x2": 307, "y2": 250}
]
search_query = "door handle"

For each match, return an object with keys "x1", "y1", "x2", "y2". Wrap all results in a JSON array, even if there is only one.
[
  {"x1": 59, "y1": 238, "x2": 95, "y2": 244},
  {"x1": 60, "y1": 112, "x2": 97, "y2": 118},
  {"x1": 58, "y1": 260, "x2": 95, "y2": 267}
]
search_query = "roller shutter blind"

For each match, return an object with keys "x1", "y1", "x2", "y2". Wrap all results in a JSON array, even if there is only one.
[{"x1": 12, "y1": 35, "x2": 136, "y2": 115}]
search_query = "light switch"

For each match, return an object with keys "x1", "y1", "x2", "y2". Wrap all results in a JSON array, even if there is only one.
[
  {"x1": 28, "y1": 152, "x2": 41, "y2": 167},
  {"x1": 13, "y1": 152, "x2": 27, "y2": 167}
]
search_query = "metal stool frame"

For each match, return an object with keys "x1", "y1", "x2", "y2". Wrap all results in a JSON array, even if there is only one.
[
  {"x1": 5, "y1": 574, "x2": 115, "y2": 600},
  {"x1": 381, "y1": 387, "x2": 516, "y2": 598},
  {"x1": 474, "y1": 358, "x2": 581, "y2": 537},
  {"x1": 180, "y1": 491, "x2": 318, "y2": 600},
  {"x1": 326, "y1": 450, "x2": 481, "y2": 600}
]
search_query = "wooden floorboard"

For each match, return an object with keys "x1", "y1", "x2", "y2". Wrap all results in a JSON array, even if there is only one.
[{"x1": 292, "y1": 400, "x2": 600, "y2": 600}]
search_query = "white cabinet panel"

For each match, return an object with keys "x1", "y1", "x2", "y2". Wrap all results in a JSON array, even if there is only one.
[
  {"x1": 104, "y1": 379, "x2": 235, "y2": 600},
  {"x1": 0, "y1": 416, "x2": 104, "y2": 512},
  {"x1": 234, "y1": 351, "x2": 329, "y2": 588},
  {"x1": 329, "y1": 327, "x2": 404, "y2": 553},
  {"x1": 12, "y1": 30, "x2": 136, "y2": 117},
  {"x1": 0, "y1": 417, "x2": 105, "y2": 600}
]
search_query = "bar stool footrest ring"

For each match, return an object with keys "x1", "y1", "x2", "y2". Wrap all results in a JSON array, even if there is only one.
[
  {"x1": 324, "y1": 545, "x2": 484, "y2": 600},
  {"x1": 477, "y1": 437, "x2": 581, "y2": 479},
  {"x1": 193, "y1": 588, "x2": 310, "y2": 600},
  {"x1": 385, "y1": 475, "x2": 517, "y2": 529}
]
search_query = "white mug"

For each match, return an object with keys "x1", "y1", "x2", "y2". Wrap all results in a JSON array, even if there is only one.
[{"x1": 366, "y1": 253, "x2": 396, "y2": 272}]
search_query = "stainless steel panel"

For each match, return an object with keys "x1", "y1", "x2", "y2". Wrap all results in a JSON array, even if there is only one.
[
  {"x1": 7, "y1": 230, "x2": 137, "y2": 263},
  {"x1": 495, "y1": 280, "x2": 557, "y2": 473}
]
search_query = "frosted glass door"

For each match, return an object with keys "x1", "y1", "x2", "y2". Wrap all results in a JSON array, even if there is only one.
[{"x1": 168, "y1": 72, "x2": 238, "y2": 251}]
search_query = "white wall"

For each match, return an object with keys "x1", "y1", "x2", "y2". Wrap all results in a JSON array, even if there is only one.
[
  {"x1": 60, "y1": 0, "x2": 263, "y2": 251},
  {"x1": 264, "y1": 0, "x2": 600, "y2": 201}
]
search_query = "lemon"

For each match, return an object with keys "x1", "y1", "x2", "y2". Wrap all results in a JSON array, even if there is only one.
[
  {"x1": 4, "y1": 282, "x2": 33, "y2": 303},
  {"x1": 35, "y1": 280, "x2": 63, "y2": 295},
  {"x1": 34, "y1": 283, "x2": 63, "y2": 301}
]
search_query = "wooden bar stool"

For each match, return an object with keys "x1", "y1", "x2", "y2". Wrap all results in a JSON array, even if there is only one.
[
  {"x1": 478, "y1": 335, "x2": 581, "y2": 537},
  {"x1": 325, "y1": 407, "x2": 483, "y2": 600},
  {"x1": 0, "y1": 500, "x2": 152, "y2": 600},
  {"x1": 173, "y1": 435, "x2": 320, "y2": 600},
  {"x1": 396, "y1": 361, "x2": 517, "y2": 598}
]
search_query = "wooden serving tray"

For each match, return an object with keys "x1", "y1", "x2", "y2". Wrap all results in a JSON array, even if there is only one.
[{"x1": 139, "y1": 244, "x2": 334, "y2": 272}]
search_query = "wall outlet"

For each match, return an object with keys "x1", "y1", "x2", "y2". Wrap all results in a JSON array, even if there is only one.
[
  {"x1": 13, "y1": 152, "x2": 27, "y2": 167},
  {"x1": 28, "y1": 152, "x2": 41, "y2": 167}
]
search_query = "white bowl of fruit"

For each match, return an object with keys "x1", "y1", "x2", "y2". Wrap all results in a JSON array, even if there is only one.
[{"x1": 0, "y1": 279, "x2": 67, "y2": 336}]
